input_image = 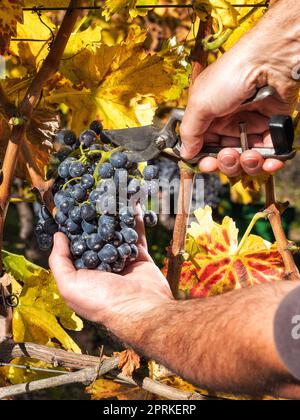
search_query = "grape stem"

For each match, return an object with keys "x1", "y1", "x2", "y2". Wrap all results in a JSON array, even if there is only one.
[{"x1": 62, "y1": 177, "x2": 81, "y2": 190}]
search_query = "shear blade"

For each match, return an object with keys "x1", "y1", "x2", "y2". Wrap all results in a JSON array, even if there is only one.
[{"x1": 103, "y1": 125, "x2": 161, "y2": 162}]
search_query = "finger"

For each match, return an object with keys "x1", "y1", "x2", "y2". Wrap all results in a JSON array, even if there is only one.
[
  {"x1": 263, "y1": 159, "x2": 285, "y2": 173},
  {"x1": 180, "y1": 110, "x2": 213, "y2": 160},
  {"x1": 240, "y1": 150, "x2": 265, "y2": 175},
  {"x1": 211, "y1": 112, "x2": 269, "y2": 138},
  {"x1": 199, "y1": 157, "x2": 219, "y2": 173},
  {"x1": 217, "y1": 148, "x2": 243, "y2": 177},
  {"x1": 133, "y1": 203, "x2": 148, "y2": 250},
  {"x1": 49, "y1": 232, "x2": 76, "y2": 282}
]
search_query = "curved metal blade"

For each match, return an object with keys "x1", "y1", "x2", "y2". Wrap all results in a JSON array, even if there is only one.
[{"x1": 102, "y1": 125, "x2": 161, "y2": 162}]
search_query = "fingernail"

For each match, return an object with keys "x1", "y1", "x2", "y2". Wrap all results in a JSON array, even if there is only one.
[
  {"x1": 243, "y1": 158, "x2": 259, "y2": 169},
  {"x1": 222, "y1": 155, "x2": 236, "y2": 168}
]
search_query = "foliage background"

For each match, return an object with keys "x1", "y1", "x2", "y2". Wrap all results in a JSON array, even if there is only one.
[{"x1": 1, "y1": 0, "x2": 299, "y2": 399}]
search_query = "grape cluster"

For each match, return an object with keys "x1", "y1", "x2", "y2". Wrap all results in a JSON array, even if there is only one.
[{"x1": 36, "y1": 121, "x2": 158, "y2": 272}]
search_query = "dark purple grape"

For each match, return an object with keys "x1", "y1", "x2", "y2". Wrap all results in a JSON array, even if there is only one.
[
  {"x1": 120, "y1": 211, "x2": 135, "y2": 227},
  {"x1": 98, "y1": 224, "x2": 115, "y2": 242},
  {"x1": 55, "y1": 188, "x2": 69, "y2": 205},
  {"x1": 42, "y1": 219, "x2": 58, "y2": 235},
  {"x1": 82, "y1": 250, "x2": 100, "y2": 269},
  {"x1": 128, "y1": 178, "x2": 141, "y2": 195},
  {"x1": 121, "y1": 227, "x2": 138, "y2": 244},
  {"x1": 69, "y1": 206, "x2": 82, "y2": 224},
  {"x1": 90, "y1": 120, "x2": 103, "y2": 135},
  {"x1": 69, "y1": 184, "x2": 87, "y2": 202},
  {"x1": 97, "y1": 262, "x2": 112, "y2": 272},
  {"x1": 58, "y1": 162, "x2": 70, "y2": 178},
  {"x1": 36, "y1": 232, "x2": 53, "y2": 251},
  {"x1": 89, "y1": 189, "x2": 103, "y2": 204},
  {"x1": 109, "y1": 152, "x2": 128, "y2": 169},
  {"x1": 79, "y1": 130, "x2": 97, "y2": 148},
  {"x1": 74, "y1": 258, "x2": 86, "y2": 270},
  {"x1": 86, "y1": 233, "x2": 103, "y2": 252},
  {"x1": 81, "y1": 220, "x2": 98, "y2": 235},
  {"x1": 57, "y1": 129, "x2": 77, "y2": 146},
  {"x1": 99, "y1": 214, "x2": 117, "y2": 227},
  {"x1": 143, "y1": 165, "x2": 159, "y2": 181},
  {"x1": 98, "y1": 162, "x2": 114, "y2": 179},
  {"x1": 81, "y1": 204, "x2": 96, "y2": 222},
  {"x1": 98, "y1": 244, "x2": 118, "y2": 264},
  {"x1": 71, "y1": 238, "x2": 87, "y2": 257},
  {"x1": 65, "y1": 218, "x2": 81, "y2": 234},
  {"x1": 69, "y1": 162, "x2": 86, "y2": 178},
  {"x1": 39, "y1": 205, "x2": 52, "y2": 221},
  {"x1": 118, "y1": 243, "x2": 131, "y2": 259},
  {"x1": 129, "y1": 244, "x2": 139, "y2": 262},
  {"x1": 59, "y1": 197, "x2": 75, "y2": 216},
  {"x1": 144, "y1": 211, "x2": 158, "y2": 228},
  {"x1": 111, "y1": 231, "x2": 123, "y2": 247},
  {"x1": 81, "y1": 174, "x2": 95, "y2": 189},
  {"x1": 111, "y1": 257, "x2": 126, "y2": 273}
]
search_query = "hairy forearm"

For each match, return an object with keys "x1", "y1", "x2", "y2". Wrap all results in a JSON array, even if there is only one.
[{"x1": 109, "y1": 282, "x2": 300, "y2": 397}]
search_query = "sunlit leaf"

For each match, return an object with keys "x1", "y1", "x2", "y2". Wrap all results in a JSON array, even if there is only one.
[
  {"x1": 86, "y1": 378, "x2": 148, "y2": 400},
  {"x1": 102, "y1": 0, "x2": 158, "y2": 20},
  {"x1": 48, "y1": 26, "x2": 188, "y2": 133},
  {"x1": 2, "y1": 251, "x2": 83, "y2": 353},
  {"x1": 10, "y1": 12, "x2": 56, "y2": 73},
  {"x1": 0, "y1": 0, "x2": 24, "y2": 55},
  {"x1": 176, "y1": 206, "x2": 285, "y2": 298}
]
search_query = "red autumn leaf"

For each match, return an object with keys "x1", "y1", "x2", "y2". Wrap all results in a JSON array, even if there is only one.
[{"x1": 174, "y1": 207, "x2": 285, "y2": 298}]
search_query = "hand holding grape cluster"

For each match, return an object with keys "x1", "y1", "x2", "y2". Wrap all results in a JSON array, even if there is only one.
[{"x1": 36, "y1": 121, "x2": 158, "y2": 273}]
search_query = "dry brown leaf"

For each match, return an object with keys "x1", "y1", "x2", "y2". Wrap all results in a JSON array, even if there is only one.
[{"x1": 116, "y1": 349, "x2": 141, "y2": 377}]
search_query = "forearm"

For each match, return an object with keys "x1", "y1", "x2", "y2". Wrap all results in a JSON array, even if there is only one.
[{"x1": 108, "y1": 282, "x2": 300, "y2": 397}]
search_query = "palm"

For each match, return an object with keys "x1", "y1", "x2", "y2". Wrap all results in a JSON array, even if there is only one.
[{"x1": 49, "y1": 216, "x2": 172, "y2": 325}]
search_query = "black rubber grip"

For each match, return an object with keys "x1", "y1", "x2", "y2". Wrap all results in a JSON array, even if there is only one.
[{"x1": 269, "y1": 115, "x2": 294, "y2": 155}]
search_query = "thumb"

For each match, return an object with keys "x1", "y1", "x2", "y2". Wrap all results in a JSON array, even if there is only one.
[
  {"x1": 49, "y1": 232, "x2": 76, "y2": 284},
  {"x1": 180, "y1": 102, "x2": 213, "y2": 160}
]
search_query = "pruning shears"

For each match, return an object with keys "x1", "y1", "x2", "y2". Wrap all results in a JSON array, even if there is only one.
[{"x1": 102, "y1": 86, "x2": 296, "y2": 163}]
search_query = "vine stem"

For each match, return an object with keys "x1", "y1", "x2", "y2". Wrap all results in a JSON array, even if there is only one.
[
  {"x1": 0, "y1": 341, "x2": 205, "y2": 400},
  {"x1": 265, "y1": 176, "x2": 300, "y2": 281},
  {"x1": 0, "y1": 0, "x2": 83, "y2": 340},
  {"x1": 166, "y1": 18, "x2": 211, "y2": 298},
  {"x1": 167, "y1": 164, "x2": 195, "y2": 297}
]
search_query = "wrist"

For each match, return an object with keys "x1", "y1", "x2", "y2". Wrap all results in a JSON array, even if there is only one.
[{"x1": 104, "y1": 297, "x2": 178, "y2": 345}]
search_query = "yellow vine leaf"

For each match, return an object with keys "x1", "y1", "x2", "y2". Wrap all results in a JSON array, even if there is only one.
[
  {"x1": 194, "y1": 0, "x2": 239, "y2": 29},
  {"x1": 9, "y1": 12, "x2": 56, "y2": 74},
  {"x1": 48, "y1": 26, "x2": 188, "y2": 133},
  {"x1": 222, "y1": 6, "x2": 265, "y2": 51},
  {"x1": 167, "y1": 206, "x2": 285, "y2": 298},
  {"x1": 2, "y1": 251, "x2": 83, "y2": 353},
  {"x1": 86, "y1": 379, "x2": 148, "y2": 400},
  {"x1": 102, "y1": 0, "x2": 158, "y2": 20},
  {"x1": 0, "y1": 0, "x2": 24, "y2": 55},
  {"x1": 0, "y1": 358, "x2": 66, "y2": 385}
]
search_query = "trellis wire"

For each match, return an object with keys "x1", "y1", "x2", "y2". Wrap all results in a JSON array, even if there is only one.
[
  {"x1": 0, "y1": 362, "x2": 69, "y2": 375},
  {"x1": 21, "y1": 2, "x2": 269, "y2": 11},
  {"x1": 12, "y1": 2, "x2": 269, "y2": 43}
]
